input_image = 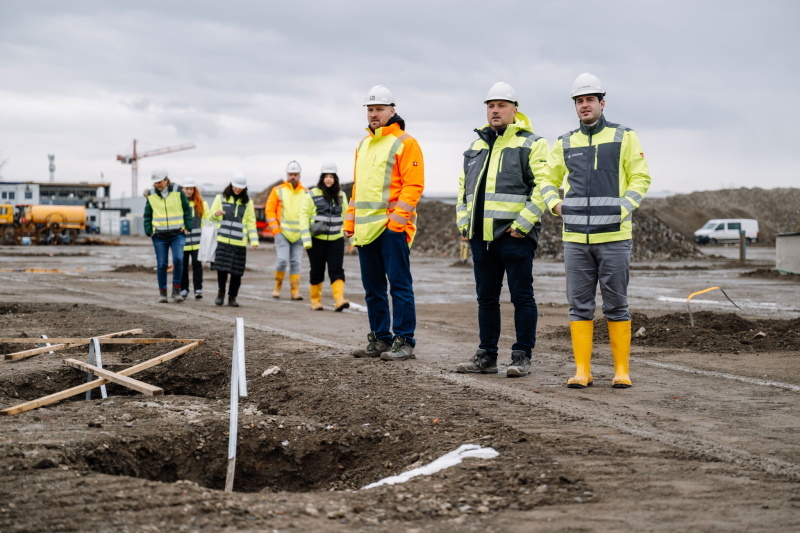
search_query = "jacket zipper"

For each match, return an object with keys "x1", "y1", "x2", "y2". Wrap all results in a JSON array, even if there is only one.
[{"x1": 586, "y1": 129, "x2": 593, "y2": 244}]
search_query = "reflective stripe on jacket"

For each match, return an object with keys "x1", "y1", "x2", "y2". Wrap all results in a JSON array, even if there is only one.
[
  {"x1": 209, "y1": 194, "x2": 259, "y2": 247},
  {"x1": 456, "y1": 112, "x2": 549, "y2": 241},
  {"x1": 144, "y1": 184, "x2": 192, "y2": 236},
  {"x1": 343, "y1": 122, "x2": 424, "y2": 246},
  {"x1": 541, "y1": 115, "x2": 651, "y2": 244},
  {"x1": 265, "y1": 181, "x2": 307, "y2": 243},
  {"x1": 299, "y1": 188, "x2": 347, "y2": 248},
  {"x1": 184, "y1": 200, "x2": 210, "y2": 251}
]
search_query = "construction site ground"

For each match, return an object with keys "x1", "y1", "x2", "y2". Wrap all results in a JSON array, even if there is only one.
[{"x1": 1, "y1": 237, "x2": 798, "y2": 532}]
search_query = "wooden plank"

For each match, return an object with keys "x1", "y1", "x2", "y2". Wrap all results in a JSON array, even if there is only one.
[
  {"x1": 0, "y1": 341, "x2": 199, "y2": 416},
  {"x1": 63, "y1": 358, "x2": 163, "y2": 396},
  {"x1": 3, "y1": 329, "x2": 143, "y2": 361},
  {"x1": 1, "y1": 337, "x2": 199, "y2": 345}
]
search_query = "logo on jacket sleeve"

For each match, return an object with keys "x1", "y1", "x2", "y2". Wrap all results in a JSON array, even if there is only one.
[{"x1": 413, "y1": 161, "x2": 418, "y2": 166}]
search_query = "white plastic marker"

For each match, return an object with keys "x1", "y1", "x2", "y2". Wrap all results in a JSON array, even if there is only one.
[
  {"x1": 225, "y1": 318, "x2": 248, "y2": 492},
  {"x1": 86, "y1": 337, "x2": 108, "y2": 400},
  {"x1": 362, "y1": 444, "x2": 499, "y2": 490},
  {"x1": 40, "y1": 335, "x2": 54, "y2": 355}
]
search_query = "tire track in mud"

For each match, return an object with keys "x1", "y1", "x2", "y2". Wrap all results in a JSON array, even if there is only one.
[{"x1": 11, "y1": 275, "x2": 800, "y2": 482}]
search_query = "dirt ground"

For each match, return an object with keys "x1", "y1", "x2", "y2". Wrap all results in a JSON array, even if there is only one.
[{"x1": 1, "y1": 239, "x2": 799, "y2": 532}]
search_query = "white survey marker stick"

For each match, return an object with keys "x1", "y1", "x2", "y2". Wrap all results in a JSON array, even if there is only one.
[
  {"x1": 225, "y1": 317, "x2": 247, "y2": 492},
  {"x1": 86, "y1": 337, "x2": 108, "y2": 400}
]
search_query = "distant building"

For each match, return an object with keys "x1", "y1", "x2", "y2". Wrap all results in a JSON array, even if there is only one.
[{"x1": 0, "y1": 181, "x2": 111, "y2": 208}]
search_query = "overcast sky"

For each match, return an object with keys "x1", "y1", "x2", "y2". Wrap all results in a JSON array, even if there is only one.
[{"x1": 0, "y1": 1, "x2": 797, "y2": 199}]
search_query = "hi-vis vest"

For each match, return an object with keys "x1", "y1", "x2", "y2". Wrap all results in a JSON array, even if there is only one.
[
  {"x1": 210, "y1": 194, "x2": 258, "y2": 247},
  {"x1": 541, "y1": 115, "x2": 651, "y2": 244},
  {"x1": 300, "y1": 188, "x2": 347, "y2": 248},
  {"x1": 266, "y1": 182, "x2": 306, "y2": 243},
  {"x1": 344, "y1": 122, "x2": 424, "y2": 246},
  {"x1": 147, "y1": 184, "x2": 186, "y2": 234},
  {"x1": 183, "y1": 200, "x2": 209, "y2": 251},
  {"x1": 456, "y1": 112, "x2": 549, "y2": 241}
]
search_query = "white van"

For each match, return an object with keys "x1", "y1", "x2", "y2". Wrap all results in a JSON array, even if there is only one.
[{"x1": 694, "y1": 219, "x2": 759, "y2": 245}]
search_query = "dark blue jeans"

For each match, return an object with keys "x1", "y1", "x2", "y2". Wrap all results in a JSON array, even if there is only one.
[
  {"x1": 357, "y1": 229, "x2": 416, "y2": 346},
  {"x1": 152, "y1": 233, "x2": 185, "y2": 290},
  {"x1": 470, "y1": 234, "x2": 538, "y2": 359}
]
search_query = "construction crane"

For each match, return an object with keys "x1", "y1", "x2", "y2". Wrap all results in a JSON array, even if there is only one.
[{"x1": 116, "y1": 139, "x2": 196, "y2": 196}]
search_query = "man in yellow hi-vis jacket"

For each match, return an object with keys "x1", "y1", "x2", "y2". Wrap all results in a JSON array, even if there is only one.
[
  {"x1": 454, "y1": 82, "x2": 550, "y2": 378},
  {"x1": 540, "y1": 73, "x2": 651, "y2": 389}
]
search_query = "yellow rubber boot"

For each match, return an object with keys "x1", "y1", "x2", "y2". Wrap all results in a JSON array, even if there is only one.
[
  {"x1": 309, "y1": 283, "x2": 324, "y2": 310},
  {"x1": 289, "y1": 274, "x2": 303, "y2": 300},
  {"x1": 609, "y1": 320, "x2": 632, "y2": 388},
  {"x1": 272, "y1": 271, "x2": 285, "y2": 299},
  {"x1": 567, "y1": 320, "x2": 594, "y2": 388},
  {"x1": 331, "y1": 279, "x2": 350, "y2": 312}
]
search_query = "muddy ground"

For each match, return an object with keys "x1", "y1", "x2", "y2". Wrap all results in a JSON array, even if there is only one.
[{"x1": 0, "y1": 239, "x2": 799, "y2": 532}]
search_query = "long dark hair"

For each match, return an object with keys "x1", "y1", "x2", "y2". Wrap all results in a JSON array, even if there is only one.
[
  {"x1": 223, "y1": 184, "x2": 250, "y2": 205},
  {"x1": 317, "y1": 173, "x2": 341, "y2": 205}
]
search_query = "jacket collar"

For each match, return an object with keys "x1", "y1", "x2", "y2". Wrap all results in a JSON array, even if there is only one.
[
  {"x1": 367, "y1": 121, "x2": 403, "y2": 138},
  {"x1": 579, "y1": 114, "x2": 608, "y2": 136}
]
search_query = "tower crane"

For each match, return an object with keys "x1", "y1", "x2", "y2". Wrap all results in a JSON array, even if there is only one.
[{"x1": 116, "y1": 139, "x2": 196, "y2": 196}]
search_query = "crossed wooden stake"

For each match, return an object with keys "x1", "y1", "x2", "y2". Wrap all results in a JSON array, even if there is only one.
[{"x1": 0, "y1": 329, "x2": 203, "y2": 416}]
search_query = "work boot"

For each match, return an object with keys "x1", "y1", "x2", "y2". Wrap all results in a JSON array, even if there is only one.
[
  {"x1": 215, "y1": 290, "x2": 225, "y2": 306},
  {"x1": 609, "y1": 320, "x2": 633, "y2": 388},
  {"x1": 194, "y1": 290, "x2": 203, "y2": 300},
  {"x1": 567, "y1": 320, "x2": 594, "y2": 388},
  {"x1": 506, "y1": 350, "x2": 531, "y2": 377},
  {"x1": 228, "y1": 297, "x2": 239, "y2": 308},
  {"x1": 171, "y1": 285, "x2": 184, "y2": 303},
  {"x1": 331, "y1": 279, "x2": 350, "y2": 312},
  {"x1": 352, "y1": 332, "x2": 392, "y2": 358},
  {"x1": 158, "y1": 289, "x2": 168, "y2": 304},
  {"x1": 380, "y1": 337, "x2": 416, "y2": 361},
  {"x1": 289, "y1": 274, "x2": 303, "y2": 300},
  {"x1": 272, "y1": 271, "x2": 285, "y2": 299},
  {"x1": 456, "y1": 349, "x2": 498, "y2": 374},
  {"x1": 309, "y1": 283, "x2": 324, "y2": 311}
]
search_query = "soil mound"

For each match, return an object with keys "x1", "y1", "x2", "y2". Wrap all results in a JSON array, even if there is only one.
[{"x1": 545, "y1": 311, "x2": 800, "y2": 353}]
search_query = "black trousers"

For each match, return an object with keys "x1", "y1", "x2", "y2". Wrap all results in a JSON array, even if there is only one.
[
  {"x1": 181, "y1": 249, "x2": 203, "y2": 293},
  {"x1": 217, "y1": 271, "x2": 242, "y2": 298},
  {"x1": 306, "y1": 238, "x2": 345, "y2": 285}
]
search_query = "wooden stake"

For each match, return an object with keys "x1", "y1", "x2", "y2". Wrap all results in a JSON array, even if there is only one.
[
  {"x1": 0, "y1": 341, "x2": 199, "y2": 416},
  {"x1": 63, "y1": 358, "x2": 163, "y2": 396},
  {"x1": 3, "y1": 329, "x2": 144, "y2": 361},
  {"x1": 1, "y1": 337, "x2": 201, "y2": 345}
]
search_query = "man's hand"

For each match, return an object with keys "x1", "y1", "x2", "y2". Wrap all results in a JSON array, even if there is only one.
[
  {"x1": 509, "y1": 229, "x2": 524, "y2": 238},
  {"x1": 215, "y1": 210, "x2": 225, "y2": 217},
  {"x1": 343, "y1": 230, "x2": 354, "y2": 238},
  {"x1": 554, "y1": 203, "x2": 563, "y2": 216}
]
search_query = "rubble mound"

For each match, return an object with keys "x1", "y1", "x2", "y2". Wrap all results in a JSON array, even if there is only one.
[{"x1": 641, "y1": 187, "x2": 800, "y2": 245}]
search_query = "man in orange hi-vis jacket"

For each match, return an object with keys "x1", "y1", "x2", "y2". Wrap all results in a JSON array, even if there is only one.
[
  {"x1": 344, "y1": 85, "x2": 424, "y2": 362},
  {"x1": 266, "y1": 160, "x2": 308, "y2": 301}
]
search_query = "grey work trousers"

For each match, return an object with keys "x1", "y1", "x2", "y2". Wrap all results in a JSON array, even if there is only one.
[
  {"x1": 564, "y1": 239, "x2": 632, "y2": 322},
  {"x1": 274, "y1": 232, "x2": 304, "y2": 275}
]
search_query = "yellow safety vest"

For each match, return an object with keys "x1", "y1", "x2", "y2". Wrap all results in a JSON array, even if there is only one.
[{"x1": 147, "y1": 185, "x2": 185, "y2": 234}]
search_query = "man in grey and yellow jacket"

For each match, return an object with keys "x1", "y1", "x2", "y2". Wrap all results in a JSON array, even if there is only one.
[
  {"x1": 455, "y1": 82, "x2": 549, "y2": 378},
  {"x1": 541, "y1": 73, "x2": 651, "y2": 389}
]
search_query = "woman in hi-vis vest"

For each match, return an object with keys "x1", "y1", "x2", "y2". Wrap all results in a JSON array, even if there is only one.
[{"x1": 209, "y1": 173, "x2": 259, "y2": 307}]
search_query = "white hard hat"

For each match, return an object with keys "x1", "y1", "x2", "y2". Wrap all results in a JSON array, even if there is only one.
[
  {"x1": 231, "y1": 173, "x2": 247, "y2": 189},
  {"x1": 320, "y1": 162, "x2": 338, "y2": 174},
  {"x1": 571, "y1": 72, "x2": 605, "y2": 98},
  {"x1": 151, "y1": 167, "x2": 168, "y2": 183},
  {"x1": 484, "y1": 82, "x2": 518, "y2": 105},
  {"x1": 363, "y1": 85, "x2": 395, "y2": 106},
  {"x1": 286, "y1": 160, "x2": 302, "y2": 174},
  {"x1": 182, "y1": 177, "x2": 197, "y2": 188}
]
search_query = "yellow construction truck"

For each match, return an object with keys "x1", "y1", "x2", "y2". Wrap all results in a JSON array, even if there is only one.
[{"x1": 0, "y1": 204, "x2": 86, "y2": 245}]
